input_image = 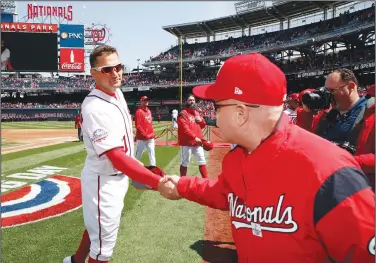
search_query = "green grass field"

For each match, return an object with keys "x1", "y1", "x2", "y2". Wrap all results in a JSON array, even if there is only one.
[
  {"x1": 1, "y1": 121, "x2": 171, "y2": 130},
  {"x1": 1, "y1": 121, "x2": 208, "y2": 263}
]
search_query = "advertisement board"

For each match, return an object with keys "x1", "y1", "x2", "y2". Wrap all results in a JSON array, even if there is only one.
[
  {"x1": 59, "y1": 48, "x2": 85, "y2": 72},
  {"x1": 1, "y1": 32, "x2": 58, "y2": 71},
  {"x1": 59, "y1": 24, "x2": 84, "y2": 48},
  {"x1": 1, "y1": 23, "x2": 58, "y2": 33},
  {"x1": 1, "y1": 14, "x2": 14, "y2": 23}
]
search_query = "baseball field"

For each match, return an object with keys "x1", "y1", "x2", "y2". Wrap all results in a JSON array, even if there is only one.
[{"x1": 1, "y1": 121, "x2": 236, "y2": 263}]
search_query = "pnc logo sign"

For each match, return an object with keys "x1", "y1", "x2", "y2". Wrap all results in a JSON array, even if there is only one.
[
  {"x1": 60, "y1": 32, "x2": 83, "y2": 40},
  {"x1": 59, "y1": 24, "x2": 84, "y2": 48}
]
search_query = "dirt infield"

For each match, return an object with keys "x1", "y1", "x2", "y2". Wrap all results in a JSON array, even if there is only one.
[
  {"x1": 202, "y1": 128, "x2": 237, "y2": 263},
  {"x1": 2, "y1": 129, "x2": 78, "y2": 154}
]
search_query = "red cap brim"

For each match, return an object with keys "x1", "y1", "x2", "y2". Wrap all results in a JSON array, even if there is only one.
[{"x1": 193, "y1": 84, "x2": 227, "y2": 101}]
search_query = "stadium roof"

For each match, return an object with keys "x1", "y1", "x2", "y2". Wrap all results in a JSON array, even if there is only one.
[{"x1": 163, "y1": 1, "x2": 350, "y2": 38}]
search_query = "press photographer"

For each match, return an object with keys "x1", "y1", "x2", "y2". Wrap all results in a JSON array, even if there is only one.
[{"x1": 303, "y1": 69, "x2": 375, "y2": 190}]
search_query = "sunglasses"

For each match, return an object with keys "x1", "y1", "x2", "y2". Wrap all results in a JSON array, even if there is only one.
[
  {"x1": 92, "y1": 63, "x2": 123, "y2": 74},
  {"x1": 214, "y1": 103, "x2": 260, "y2": 111}
]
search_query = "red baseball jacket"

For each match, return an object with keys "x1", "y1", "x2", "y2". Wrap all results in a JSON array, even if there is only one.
[
  {"x1": 74, "y1": 114, "x2": 81, "y2": 129},
  {"x1": 177, "y1": 107, "x2": 206, "y2": 146},
  {"x1": 177, "y1": 114, "x2": 375, "y2": 263},
  {"x1": 354, "y1": 102, "x2": 375, "y2": 190},
  {"x1": 135, "y1": 106, "x2": 155, "y2": 140}
]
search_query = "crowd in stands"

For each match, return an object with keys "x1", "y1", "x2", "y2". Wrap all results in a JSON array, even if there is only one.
[
  {"x1": 2, "y1": 76, "x2": 95, "y2": 90},
  {"x1": 2, "y1": 42, "x2": 372, "y2": 91},
  {"x1": 196, "y1": 100, "x2": 215, "y2": 119},
  {"x1": 147, "y1": 6, "x2": 374, "y2": 63},
  {"x1": 1, "y1": 113, "x2": 74, "y2": 122},
  {"x1": 2, "y1": 102, "x2": 82, "y2": 109}
]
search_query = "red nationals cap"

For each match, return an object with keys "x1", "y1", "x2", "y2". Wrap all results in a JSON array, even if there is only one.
[
  {"x1": 193, "y1": 53, "x2": 287, "y2": 106},
  {"x1": 289, "y1": 93, "x2": 299, "y2": 101},
  {"x1": 140, "y1": 96, "x2": 149, "y2": 101}
]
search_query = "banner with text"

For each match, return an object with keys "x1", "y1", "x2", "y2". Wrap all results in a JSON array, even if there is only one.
[
  {"x1": 59, "y1": 48, "x2": 85, "y2": 72},
  {"x1": 1, "y1": 22, "x2": 58, "y2": 33}
]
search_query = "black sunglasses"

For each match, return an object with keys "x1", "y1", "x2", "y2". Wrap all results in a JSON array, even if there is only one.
[
  {"x1": 214, "y1": 103, "x2": 260, "y2": 111},
  {"x1": 92, "y1": 63, "x2": 123, "y2": 74}
]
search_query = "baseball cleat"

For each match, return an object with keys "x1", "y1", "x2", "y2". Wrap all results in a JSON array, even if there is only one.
[{"x1": 63, "y1": 256, "x2": 75, "y2": 263}]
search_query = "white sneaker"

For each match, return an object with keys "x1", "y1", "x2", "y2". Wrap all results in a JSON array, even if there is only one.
[
  {"x1": 63, "y1": 256, "x2": 74, "y2": 263},
  {"x1": 63, "y1": 255, "x2": 88, "y2": 263}
]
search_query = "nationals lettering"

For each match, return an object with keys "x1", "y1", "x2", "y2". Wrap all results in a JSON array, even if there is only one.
[{"x1": 228, "y1": 193, "x2": 298, "y2": 233}]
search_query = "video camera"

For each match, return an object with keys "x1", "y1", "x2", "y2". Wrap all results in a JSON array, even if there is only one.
[
  {"x1": 301, "y1": 87, "x2": 332, "y2": 111},
  {"x1": 332, "y1": 141, "x2": 357, "y2": 155}
]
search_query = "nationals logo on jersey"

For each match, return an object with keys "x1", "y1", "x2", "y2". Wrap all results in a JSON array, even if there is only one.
[
  {"x1": 91, "y1": 128, "x2": 108, "y2": 143},
  {"x1": 228, "y1": 193, "x2": 299, "y2": 236},
  {"x1": 1, "y1": 175, "x2": 82, "y2": 228}
]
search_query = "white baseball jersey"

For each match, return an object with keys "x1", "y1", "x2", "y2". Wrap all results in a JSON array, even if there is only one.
[
  {"x1": 172, "y1": 109, "x2": 178, "y2": 128},
  {"x1": 1, "y1": 48, "x2": 10, "y2": 70},
  {"x1": 80, "y1": 87, "x2": 134, "y2": 261},
  {"x1": 81, "y1": 88, "x2": 134, "y2": 176}
]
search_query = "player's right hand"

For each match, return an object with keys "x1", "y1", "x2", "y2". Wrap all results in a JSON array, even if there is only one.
[{"x1": 194, "y1": 137, "x2": 202, "y2": 145}]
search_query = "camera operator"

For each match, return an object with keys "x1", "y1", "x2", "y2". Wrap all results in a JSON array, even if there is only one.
[{"x1": 303, "y1": 69, "x2": 375, "y2": 190}]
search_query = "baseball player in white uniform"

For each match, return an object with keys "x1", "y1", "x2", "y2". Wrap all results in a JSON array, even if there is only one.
[
  {"x1": 63, "y1": 45, "x2": 172, "y2": 263},
  {"x1": 171, "y1": 109, "x2": 178, "y2": 129}
]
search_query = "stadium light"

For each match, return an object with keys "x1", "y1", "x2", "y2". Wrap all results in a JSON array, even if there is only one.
[{"x1": 1, "y1": 0, "x2": 15, "y2": 9}]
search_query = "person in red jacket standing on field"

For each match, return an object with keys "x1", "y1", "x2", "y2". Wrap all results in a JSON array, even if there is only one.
[
  {"x1": 157, "y1": 53, "x2": 375, "y2": 263},
  {"x1": 135, "y1": 96, "x2": 156, "y2": 166},
  {"x1": 177, "y1": 94, "x2": 208, "y2": 178}
]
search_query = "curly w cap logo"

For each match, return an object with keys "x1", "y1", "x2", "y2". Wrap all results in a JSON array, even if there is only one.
[{"x1": 1, "y1": 175, "x2": 82, "y2": 229}]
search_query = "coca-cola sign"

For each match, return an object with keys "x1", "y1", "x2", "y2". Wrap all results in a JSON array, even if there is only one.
[
  {"x1": 60, "y1": 48, "x2": 85, "y2": 72},
  {"x1": 61, "y1": 62, "x2": 83, "y2": 71}
]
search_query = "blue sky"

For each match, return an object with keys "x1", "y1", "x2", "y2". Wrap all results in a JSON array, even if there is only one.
[{"x1": 15, "y1": 1, "x2": 237, "y2": 72}]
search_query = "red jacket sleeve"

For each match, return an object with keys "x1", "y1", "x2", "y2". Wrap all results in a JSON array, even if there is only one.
[
  {"x1": 177, "y1": 173, "x2": 229, "y2": 210},
  {"x1": 178, "y1": 114, "x2": 197, "y2": 140},
  {"x1": 314, "y1": 168, "x2": 375, "y2": 262},
  {"x1": 198, "y1": 118, "x2": 206, "y2": 129},
  {"x1": 354, "y1": 154, "x2": 375, "y2": 174},
  {"x1": 106, "y1": 148, "x2": 161, "y2": 190},
  {"x1": 135, "y1": 110, "x2": 147, "y2": 137}
]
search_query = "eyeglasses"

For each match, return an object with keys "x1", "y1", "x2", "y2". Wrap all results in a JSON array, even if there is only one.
[
  {"x1": 92, "y1": 63, "x2": 123, "y2": 74},
  {"x1": 326, "y1": 83, "x2": 347, "y2": 93},
  {"x1": 214, "y1": 103, "x2": 260, "y2": 111}
]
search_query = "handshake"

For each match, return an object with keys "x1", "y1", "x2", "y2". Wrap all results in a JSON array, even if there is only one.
[
  {"x1": 157, "y1": 175, "x2": 182, "y2": 200},
  {"x1": 140, "y1": 165, "x2": 181, "y2": 200}
]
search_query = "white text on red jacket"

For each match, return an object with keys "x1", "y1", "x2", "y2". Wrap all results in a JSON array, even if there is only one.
[{"x1": 228, "y1": 193, "x2": 298, "y2": 233}]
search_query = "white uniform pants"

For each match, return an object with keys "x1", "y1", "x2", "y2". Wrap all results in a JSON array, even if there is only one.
[
  {"x1": 135, "y1": 139, "x2": 156, "y2": 166},
  {"x1": 180, "y1": 146, "x2": 206, "y2": 167},
  {"x1": 81, "y1": 173, "x2": 129, "y2": 261}
]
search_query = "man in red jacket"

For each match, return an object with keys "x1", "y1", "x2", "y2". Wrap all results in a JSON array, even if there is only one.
[
  {"x1": 158, "y1": 53, "x2": 375, "y2": 263},
  {"x1": 354, "y1": 84, "x2": 375, "y2": 190},
  {"x1": 134, "y1": 96, "x2": 156, "y2": 166},
  {"x1": 177, "y1": 94, "x2": 208, "y2": 178},
  {"x1": 74, "y1": 110, "x2": 83, "y2": 142}
]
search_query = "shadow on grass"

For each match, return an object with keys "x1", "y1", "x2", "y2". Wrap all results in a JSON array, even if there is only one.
[{"x1": 190, "y1": 240, "x2": 238, "y2": 263}]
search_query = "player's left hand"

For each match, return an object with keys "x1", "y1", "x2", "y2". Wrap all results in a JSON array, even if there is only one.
[{"x1": 195, "y1": 116, "x2": 202, "y2": 122}]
